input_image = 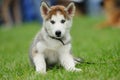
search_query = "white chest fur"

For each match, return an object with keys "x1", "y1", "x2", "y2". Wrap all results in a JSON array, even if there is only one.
[{"x1": 44, "y1": 49, "x2": 59, "y2": 64}]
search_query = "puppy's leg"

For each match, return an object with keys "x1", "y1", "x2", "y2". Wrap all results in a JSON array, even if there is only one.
[
  {"x1": 32, "y1": 42, "x2": 46, "y2": 73},
  {"x1": 58, "y1": 45, "x2": 82, "y2": 72},
  {"x1": 33, "y1": 53, "x2": 46, "y2": 73}
]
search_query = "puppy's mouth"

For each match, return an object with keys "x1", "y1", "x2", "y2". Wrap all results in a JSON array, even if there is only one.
[
  {"x1": 51, "y1": 36, "x2": 64, "y2": 40},
  {"x1": 55, "y1": 35, "x2": 64, "y2": 39},
  {"x1": 45, "y1": 28, "x2": 67, "y2": 45},
  {"x1": 45, "y1": 28, "x2": 64, "y2": 39}
]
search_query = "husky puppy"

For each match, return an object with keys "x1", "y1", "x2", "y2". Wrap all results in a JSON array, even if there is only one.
[{"x1": 29, "y1": 1, "x2": 82, "y2": 73}]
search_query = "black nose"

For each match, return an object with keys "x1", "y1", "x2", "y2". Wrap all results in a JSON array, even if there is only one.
[{"x1": 55, "y1": 31, "x2": 61, "y2": 37}]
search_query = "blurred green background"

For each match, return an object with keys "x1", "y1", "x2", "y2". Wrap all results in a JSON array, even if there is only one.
[
  {"x1": 0, "y1": 16, "x2": 120, "y2": 80},
  {"x1": 0, "y1": 0, "x2": 120, "y2": 80}
]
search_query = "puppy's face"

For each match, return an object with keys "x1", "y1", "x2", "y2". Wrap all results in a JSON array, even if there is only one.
[{"x1": 40, "y1": 2, "x2": 75, "y2": 38}]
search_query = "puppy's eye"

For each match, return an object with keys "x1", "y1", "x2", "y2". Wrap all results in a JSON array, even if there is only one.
[
  {"x1": 61, "y1": 19, "x2": 66, "y2": 23},
  {"x1": 50, "y1": 20, "x2": 55, "y2": 24}
]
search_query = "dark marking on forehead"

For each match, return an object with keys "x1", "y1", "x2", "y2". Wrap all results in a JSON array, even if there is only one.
[{"x1": 46, "y1": 5, "x2": 70, "y2": 20}]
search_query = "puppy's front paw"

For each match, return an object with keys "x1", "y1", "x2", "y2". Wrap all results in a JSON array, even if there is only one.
[{"x1": 36, "y1": 68, "x2": 46, "y2": 74}]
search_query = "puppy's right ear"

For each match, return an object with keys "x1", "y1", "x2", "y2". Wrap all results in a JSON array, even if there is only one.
[{"x1": 40, "y1": 2, "x2": 50, "y2": 17}]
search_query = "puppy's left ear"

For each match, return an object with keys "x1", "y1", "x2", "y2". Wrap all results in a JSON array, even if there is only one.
[{"x1": 66, "y1": 2, "x2": 76, "y2": 17}]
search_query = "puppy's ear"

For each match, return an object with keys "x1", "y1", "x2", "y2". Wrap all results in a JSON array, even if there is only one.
[
  {"x1": 66, "y1": 2, "x2": 76, "y2": 17},
  {"x1": 40, "y1": 1, "x2": 50, "y2": 17}
]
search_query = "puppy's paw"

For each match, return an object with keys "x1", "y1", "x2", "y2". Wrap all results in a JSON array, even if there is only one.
[
  {"x1": 36, "y1": 70, "x2": 46, "y2": 74},
  {"x1": 36, "y1": 68, "x2": 46, "y2": 74}
]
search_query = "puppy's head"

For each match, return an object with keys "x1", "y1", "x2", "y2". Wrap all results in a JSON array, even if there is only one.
[{"x1": 40, "y1": 2, "x2": 75, "y2": 38}]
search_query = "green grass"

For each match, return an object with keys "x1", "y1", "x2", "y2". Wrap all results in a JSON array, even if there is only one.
[{"x1": 0, "y1": 16, "x2": 120, "y2": 80}]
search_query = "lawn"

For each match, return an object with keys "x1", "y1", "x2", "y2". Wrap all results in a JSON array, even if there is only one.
[{"x1": 0, "y1": 16, "x2": 120, "y2": 80}]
